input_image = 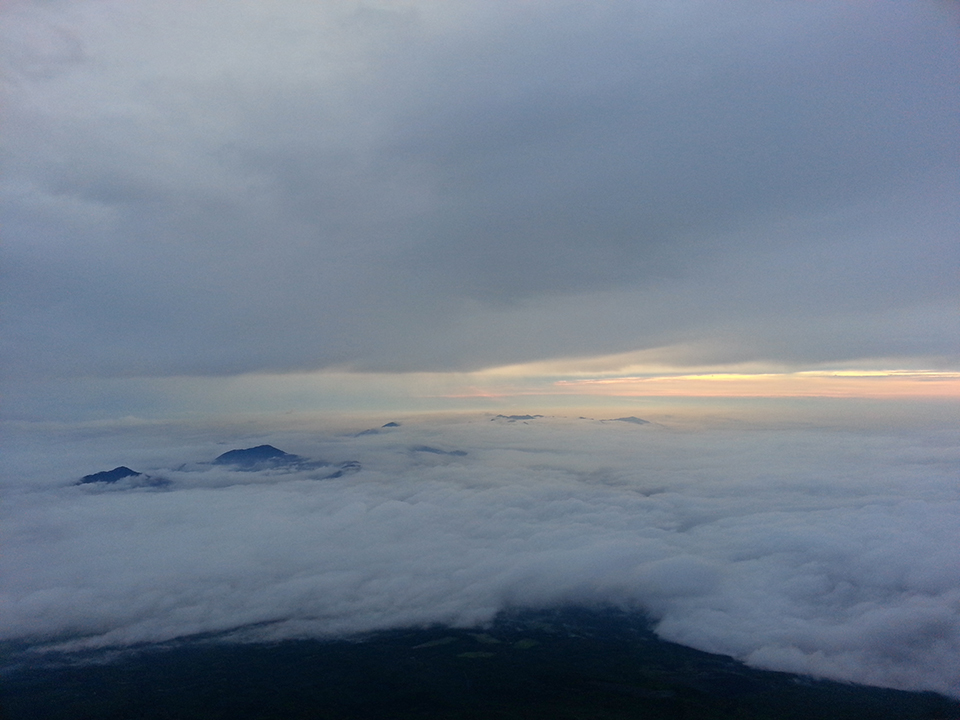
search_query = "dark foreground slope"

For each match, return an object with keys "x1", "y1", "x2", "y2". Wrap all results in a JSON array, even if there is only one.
[{"x1": 2, "y1": 607, "x2": 957, "y2": 720}]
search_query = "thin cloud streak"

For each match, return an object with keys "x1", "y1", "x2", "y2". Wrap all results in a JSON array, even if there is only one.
[
  {"x1": 552, "y1": 371, "x2": 960, "y2": 399},
  {"x1": 4, "y1": 364, "x2": 956, "y2": 425}
]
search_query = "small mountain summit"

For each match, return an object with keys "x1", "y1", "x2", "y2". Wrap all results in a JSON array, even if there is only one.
[
  {"x1": 210, "y1": 444, "x2": 359, "y2": 477},
  {"x1": 323, "y1": 460, "x2": 362, "y2": 479},
  {"x1": 78, "y1": 466, "x2": 142, "y2": 484},
  {"x1": 605, "y1": 416, "x2": 650, "y2": 425},
  {"x1": 356, "y1": 422, "x2": 400, "y2": 436},
  {"x1": 77, "y1": 466, "x2": 168, "y2": 488},
  {"x1": 213, "y1": 445, "x2": 303, "y2": 469},
  {"x1": 411, "y1": 445, "x2": 468, "y2": 457}
]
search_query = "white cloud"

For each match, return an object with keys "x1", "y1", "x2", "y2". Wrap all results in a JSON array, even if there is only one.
[{"x1": 2, "y1": 409, "x2": 958, "y2": 698}]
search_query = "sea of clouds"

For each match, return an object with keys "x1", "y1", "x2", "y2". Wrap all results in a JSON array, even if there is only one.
[{"x1": 2, "y1": 408, "x2": 958, "y2": 698}]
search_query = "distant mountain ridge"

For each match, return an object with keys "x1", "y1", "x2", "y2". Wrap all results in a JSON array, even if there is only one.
[
  {"x1": 410, "y1": 445, "x2": 468, "y2": 457},
  {"x1": 76, "y1": 417, "x2": 649, "y2": 486},
  {"x1": 78, "y1": 445, "x2": 360, "y2": 486}
]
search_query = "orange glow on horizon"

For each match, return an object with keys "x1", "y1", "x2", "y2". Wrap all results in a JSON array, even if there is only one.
[{"x1": 550, "y1": 370, "x2": 960, "y2": 399}]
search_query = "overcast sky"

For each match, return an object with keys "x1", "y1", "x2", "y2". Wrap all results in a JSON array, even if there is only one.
[{"x1": 2, "y1": 0, "x2": 958, "y2": 418}]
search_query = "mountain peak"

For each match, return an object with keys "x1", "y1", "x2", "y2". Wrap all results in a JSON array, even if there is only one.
[
  {"x1": 213, "y1": 445, "x2": 302, "y2": 468},
  {"x1": 78, "y1": 466, "x2": 142, "y2": 484}
]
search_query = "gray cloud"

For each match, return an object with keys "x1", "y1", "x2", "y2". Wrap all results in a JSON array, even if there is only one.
[
  {"x1": 2, "y1": 0, "x2": 958, "y2": 381},
  {"x1": 2, "y1": 412, "x2": 958, "y2": 697}
]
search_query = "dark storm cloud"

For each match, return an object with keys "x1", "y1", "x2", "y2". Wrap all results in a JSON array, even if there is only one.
[{"x1": 1, "y1": 0, "x2": 958, "y2": 380}]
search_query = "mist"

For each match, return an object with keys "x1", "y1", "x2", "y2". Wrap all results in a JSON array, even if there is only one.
[{"x1": 3, "y1": 405, "x2": 958, "y2": 698}]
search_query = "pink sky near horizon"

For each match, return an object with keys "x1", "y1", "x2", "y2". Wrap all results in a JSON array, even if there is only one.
[{"x1": 433, "y1": 370, "x2": 960, "y2": 402}]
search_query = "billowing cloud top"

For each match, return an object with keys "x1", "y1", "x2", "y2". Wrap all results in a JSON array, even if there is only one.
[
  {"x1": 2, "y1": 0, "x2": 958, "y2": 381},
  {"x1": 3, "y1": 412, "x2": 959, "y2": 697}
]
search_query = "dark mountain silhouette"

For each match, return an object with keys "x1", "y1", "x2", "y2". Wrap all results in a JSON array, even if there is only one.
[
  {"x1": 323, "y1": 461, "x2": 362, "y2": 479},
  {"x1": 356, "y1": 422, "x2": 400, "y2": 436},
  {"x1": 75, "y1": 445, "x2": 359, "y2": 488},
  {"x1": 213, "y1": 445, "x2": 361, "y2": 477},
  {"x1": 76, "y1": 466, "x2": 169, "y2": 488},
  {"x1": 6, "y1": 607, "x2": 956, "y2": 720},
  {"x1": 78, "y1": 466, "x2": 142, "y2": 484},
  {"x1": 606, "y1": 416, "x2": 650, "y2": 425},
  {"x1": 213, "y1": 445, "x2": 303, "y2": 468},
  {"x1": 411, "y1": 446, "x2": 467, "y2": 457}
]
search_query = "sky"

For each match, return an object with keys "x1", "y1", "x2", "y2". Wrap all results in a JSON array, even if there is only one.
[
  {"x1": 2, "y1": 0, "x2": 960, "y2": 702},
  {"x1": 1, "y1": 0, "x2": 958, "y2": 419}
]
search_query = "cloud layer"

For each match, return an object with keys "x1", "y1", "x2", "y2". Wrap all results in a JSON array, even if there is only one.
[
  {"x1": 2, "y1": 0, "x2": 958, "y2": 381},
  {"x1": 3, "y1": 411, "x2": 958, "y2": 698}
]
